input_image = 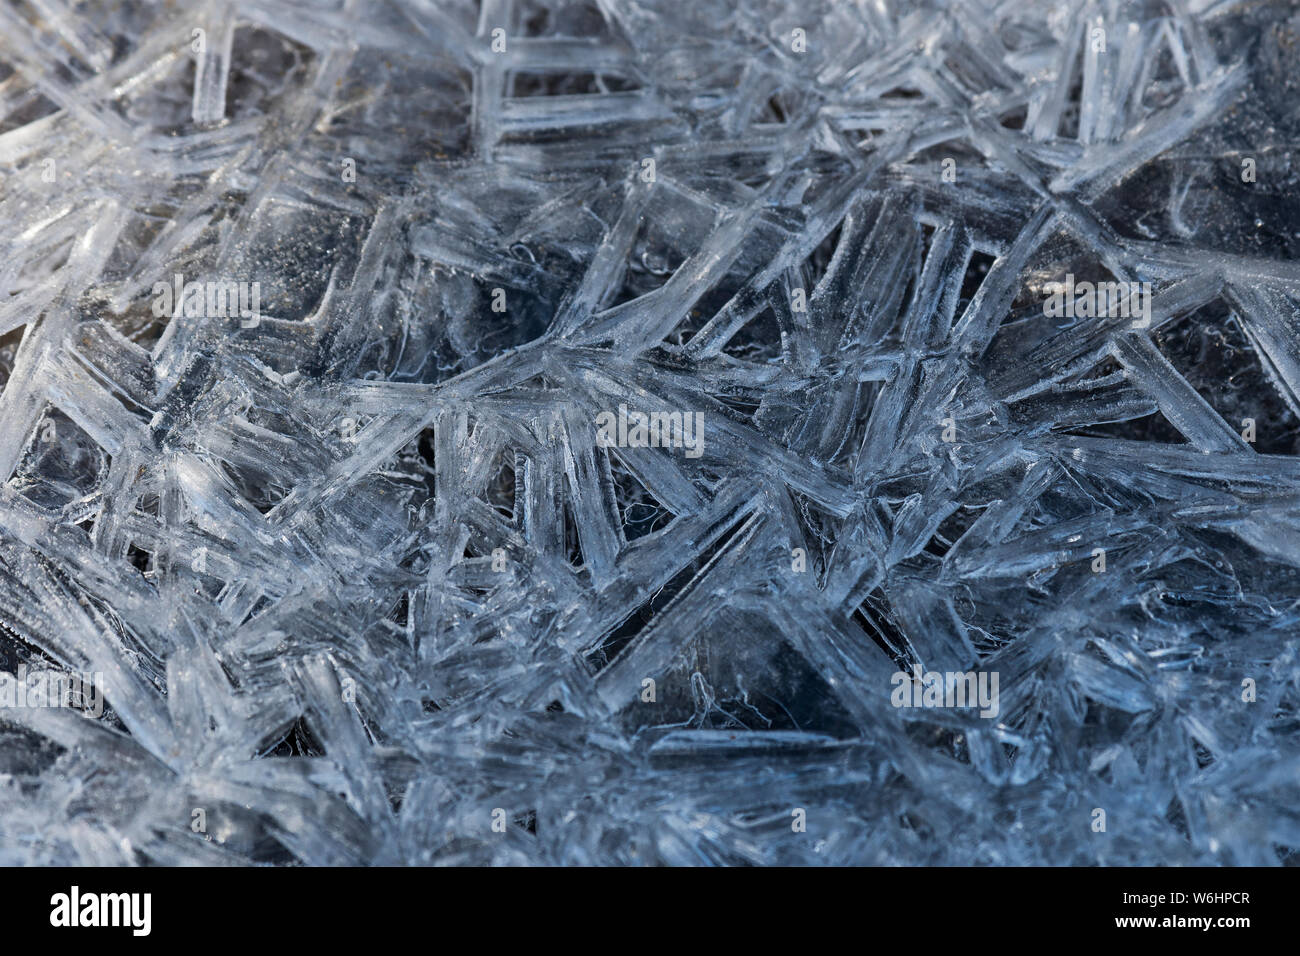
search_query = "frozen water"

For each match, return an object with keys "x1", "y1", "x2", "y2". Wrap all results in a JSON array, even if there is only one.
[{"x1": 0, "y1": 0, "x2": 1299, "y2": 865}]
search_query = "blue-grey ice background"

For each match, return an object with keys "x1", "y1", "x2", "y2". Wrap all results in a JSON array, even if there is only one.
[{"x1": 0, "y1": 0, "x2": 1299, "y2": 865}]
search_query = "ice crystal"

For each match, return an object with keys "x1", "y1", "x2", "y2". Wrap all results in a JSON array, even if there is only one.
[{"x1": 1, "y1": 0, "x2": 1299, "y2": 865}]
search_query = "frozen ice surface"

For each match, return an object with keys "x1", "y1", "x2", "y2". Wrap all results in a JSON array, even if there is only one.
[{"x1": 0, "y1": 0, "x2": 1299, "y2": 866}]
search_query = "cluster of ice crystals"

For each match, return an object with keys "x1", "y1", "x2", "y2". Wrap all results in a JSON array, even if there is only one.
[{"x1": 1, "y1": 0, "x2": 1299, "y2": 865}]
